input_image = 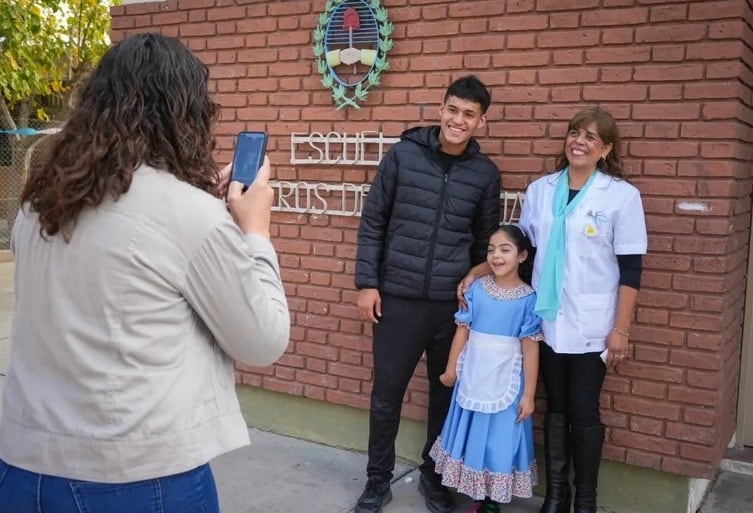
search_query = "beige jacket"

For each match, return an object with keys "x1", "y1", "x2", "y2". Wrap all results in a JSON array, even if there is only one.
[{"x1": 0, "y1": 165, "x2": 290, "y2": 482}]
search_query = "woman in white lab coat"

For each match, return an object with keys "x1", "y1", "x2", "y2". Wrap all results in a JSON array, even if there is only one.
[{"x1": 519, "y1": 108, "x2": 647, "y2": 513}]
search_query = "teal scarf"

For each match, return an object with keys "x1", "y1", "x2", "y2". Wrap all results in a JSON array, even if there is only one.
[{"x1": 534, "y1": 168, "x2": 598, "y2": 321}]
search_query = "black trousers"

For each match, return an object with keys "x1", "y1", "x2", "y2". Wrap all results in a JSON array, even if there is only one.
[
  {"x1": 366, "y1": 294, "x2": 457, "y2": 481},
  {"x1": 539, "y1": 343, "x2": 606, "y2": 428}
]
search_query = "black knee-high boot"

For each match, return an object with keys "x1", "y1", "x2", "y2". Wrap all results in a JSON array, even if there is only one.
[
  {"x1": 538, "y1": 413, "x2": 571, "y2": 513},
  {"x1": 571, "y1": 424, "x2": 605, "y2": 513}
]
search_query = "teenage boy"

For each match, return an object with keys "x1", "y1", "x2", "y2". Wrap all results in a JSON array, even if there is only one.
[{"x1": 354, "y1": 75, "x2": 501, "y2": 513}]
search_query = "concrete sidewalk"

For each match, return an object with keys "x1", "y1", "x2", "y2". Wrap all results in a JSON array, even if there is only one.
[{"x1": 213, "y1": 428, "x2": 541, "y2": 513}]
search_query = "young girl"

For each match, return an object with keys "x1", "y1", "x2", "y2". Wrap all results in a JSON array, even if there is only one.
[{"x1": 429, "y1": 225, "x2": 541, "y2": 513}]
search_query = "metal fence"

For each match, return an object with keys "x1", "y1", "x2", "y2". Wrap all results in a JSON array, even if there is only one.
[{"x1": 0, "y1": 126, "x2": 61, "y2": 250}]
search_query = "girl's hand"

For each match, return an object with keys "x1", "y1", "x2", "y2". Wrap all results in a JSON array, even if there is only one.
[
  {"x1": 517, "y1": 395, "x2": 535, "y2": 423},
  {"x1": 439, "y1": 372, "x2": 456, "y2": 388},
  {"x1": 605, "y1": 328, "x2": 629, "y2": 368}
]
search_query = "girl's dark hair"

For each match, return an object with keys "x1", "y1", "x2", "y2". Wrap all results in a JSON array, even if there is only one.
[
  {"x1": 495, "y1": 224, "x2": 534, "y2": 285},
  {"x1": 22, "y1": 33, "x2": 220, "y2": 240},
  {"x1": 554, "y1": 108, "x2": 625, "y2": 179}
]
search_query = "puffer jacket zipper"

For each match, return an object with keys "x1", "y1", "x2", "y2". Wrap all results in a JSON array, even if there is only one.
[{"x1": 423, "y1": 163, "x2": 451, "y2": 298}]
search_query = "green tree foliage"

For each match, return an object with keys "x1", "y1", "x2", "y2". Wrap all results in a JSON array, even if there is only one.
[{"x1": 0, "y1": 0, "x2": 118, "y2": 123}]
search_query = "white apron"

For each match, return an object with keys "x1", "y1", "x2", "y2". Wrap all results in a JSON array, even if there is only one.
[{"x1": 456, "y1": 330, "x2": 522, "y2": 414}]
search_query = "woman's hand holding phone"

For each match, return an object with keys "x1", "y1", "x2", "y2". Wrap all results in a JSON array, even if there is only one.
[
  {"x1": 227, "y1": 154, "x2": 273, "y2": 238},
  {"x1": 216, "y1": 163, "x2": 232, "y2": 198}
]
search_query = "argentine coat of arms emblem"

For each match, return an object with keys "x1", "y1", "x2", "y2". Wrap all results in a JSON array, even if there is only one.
[{"x1": 313, "y1": 0, "x2": 393, "y2": 110}]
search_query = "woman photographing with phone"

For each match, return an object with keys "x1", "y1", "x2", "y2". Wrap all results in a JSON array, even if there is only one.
[{"x1": 0, "y1": 33, "x2": 289, "y2": 513}]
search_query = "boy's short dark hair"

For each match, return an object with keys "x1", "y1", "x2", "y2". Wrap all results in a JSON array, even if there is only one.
[{"x1": 444, "y1": 75, "x2": 492, "y2": 114}]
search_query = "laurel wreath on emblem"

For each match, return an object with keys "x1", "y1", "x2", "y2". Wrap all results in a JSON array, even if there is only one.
[{"x1": 313, "y1": 0, "x2": 393, "y2": 110}]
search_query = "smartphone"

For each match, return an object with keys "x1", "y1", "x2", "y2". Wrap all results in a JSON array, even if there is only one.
[{"x1": 230, "y1": 131, "x2": 267, "y2": 191}]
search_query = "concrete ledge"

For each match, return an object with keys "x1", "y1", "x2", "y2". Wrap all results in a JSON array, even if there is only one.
[
  {"x1": 236, "y1": 384, "x2": 426, "y2": 464},
  {"x1": 236, "y1": 385, "x2": 692, "y2": 513}
]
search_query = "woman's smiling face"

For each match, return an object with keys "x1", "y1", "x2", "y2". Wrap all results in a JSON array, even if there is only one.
[{"x1": 564, "y1": 121, "x2": 613, "y2": 173}]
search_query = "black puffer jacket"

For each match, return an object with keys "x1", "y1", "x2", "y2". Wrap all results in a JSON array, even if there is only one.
[{"x1": 355, "y1": 126, "x2": 501, "y2": 301}]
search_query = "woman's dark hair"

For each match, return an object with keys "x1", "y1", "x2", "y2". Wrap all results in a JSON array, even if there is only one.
[
  {"x1": 494, "y1": 224, "x2": 534, "y2": 285},
  {"x1": 22, "y1": 33, "x2": 220, "y2": 240},
  {"x1": 554, "y1": 108, "x2": 625, "y2": 179}
]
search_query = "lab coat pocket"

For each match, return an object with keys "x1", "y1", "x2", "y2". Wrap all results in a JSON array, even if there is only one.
[
  {"x1": 581, "y1": 217, "x2": 612, "y2": 246},
  {"x1": 577, "y1": 293, "x2": 615, "y2": 341}
]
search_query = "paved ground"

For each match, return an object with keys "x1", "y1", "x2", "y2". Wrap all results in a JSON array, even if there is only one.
[{"x1": 0, "y1": 260, "x2": 750, "y2": 512}]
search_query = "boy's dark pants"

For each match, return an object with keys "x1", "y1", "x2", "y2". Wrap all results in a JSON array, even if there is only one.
[{"x1": 366, "y1": 294, "x2": 457, "y2": 482}]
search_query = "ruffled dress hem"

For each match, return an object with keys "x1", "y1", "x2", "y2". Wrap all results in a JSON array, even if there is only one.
[{"x1": 429, "y1": 439, "x2": 538, "y2": 503}]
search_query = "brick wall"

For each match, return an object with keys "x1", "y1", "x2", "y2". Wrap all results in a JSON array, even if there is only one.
[{"x1": 111, "y1": 0, "x2": 753, "y2": 478}]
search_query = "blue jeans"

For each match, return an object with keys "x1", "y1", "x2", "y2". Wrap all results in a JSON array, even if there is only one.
[{"x1": 0, "y1": 458, "x2": 220, "y2": 513}]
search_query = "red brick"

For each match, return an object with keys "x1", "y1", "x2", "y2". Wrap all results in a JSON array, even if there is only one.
[
  {"x1": 690, "y1": 295, "x2": 725, "y2": 313},
  {"x1": 687, "y1": 370, "x2": 721, "y2": 389},
  {"x1": 684, "y1": 407, "x2": 717, "y2": 426},
  {"x1": 536, "y1": 0, "x2": 599, "y2": 10},
  {"x1": 680, "y1": 444, "x2": 716, "y2": 463},
  {"x1": 634, "y1": 64, "x2": 704, "y2": 82},
  {"x1": 328, "y1": 362, "x2": 372, "y2": 381},
  {"x1": 665, "y1": 423, "x2": 715, "y2": 445},
  {"x1": 611, "y1": 428, "x2": 678, "y2": 455},
  {"x1": 489, "y1": 15, "x2": 548, "y2": 31},
  {"x1": 688, "y1": 0, "x2": 744, "y2": 20},
  {"x1": 585, "y1": 47, "x2": 651, "y2": 64},
  {"x1": 632, "y1": 381, "x2": 667, "y2": 400},
  {"x1": 638, "y1": 289, "x2": 688, "y2": 308},
  {"x1": 152, "y1": 10, "x2": 188, "y2": 25},
  {"x1": 709, "y1": 20, "x2": 746, "y2": 39},
  {"x1": 508, "y1": 0, "x2": 535, "y2": 13},
  {"x1": 630, "y1": 416, "x2": 665, "y2": 436},
  {"x1": 625, "y1": 449, "x2": 663, "y2": 470},
  {"x1": 636, "y1": 24, "x2": 707, "y2": 43},
  {"x1": 179, "y1": 0, "x2": 215, "y2": 8},
  {"x1": 667, "y1": 386, "x2": 719, "y2": 406},
  {"x1": 628, "y1": 141, "x2": 698, "y2": 158},
  {"x1": 613, "y1": 395, "x2": 681, "y2": 420},
  {"x1": 685, "y1": 82, "x2": 741, "y2": 100},
  {"x1": 601, "y1": 27, "x2": 635, "y2": 44},
  {"x1": 263, "y1": 377, "x2": 303, "y2": 396},
  {"x1": 549, "y1": 13, "x2": 579, "y2": 28},
  {"x1": 553, "y1": 50, "x2": 583, "y2": 65},
  {"x1": 652, "y1": 45, "x2": 686, "y2": 62},
  {"x1": 407, "y1": 20, "x2": 459, "y2": 37},
  {"x1": 537, "y1": 30, "x2": 601, "y2": 48},
  {"x1": 582, "y1": 7, "x2": 648, "y2": 26},
  {"x1": 661, "y1": 457, "x2": 713, "y2": 478},
  {"x1": 267, "y1": 0, "x2": 310, "y2": 16},
  {"x1": 326, "y1": 389, "x2": 370, "y2": 410},
  {"x1": 449, "y1": 0, "x2": 505, "y2": 17},
  {"x1": 649, "y1": 4, "x2": 688, "y2": 22},
  {"x1": 180, "y1": 22, "x2": 216, "y2": 37}
]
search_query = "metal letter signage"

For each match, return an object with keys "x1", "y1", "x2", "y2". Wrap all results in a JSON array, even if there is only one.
[{"x1": 313, "y1": 0, "x2": 393, "y2": 110}]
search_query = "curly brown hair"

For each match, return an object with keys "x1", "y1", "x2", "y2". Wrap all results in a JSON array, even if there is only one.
[
  {"x1": 554, "y1": 108, "x2": 625, "y2": 179},
  {"x1": 22, "y1": 33, "x2": 220, "y2": 240}
]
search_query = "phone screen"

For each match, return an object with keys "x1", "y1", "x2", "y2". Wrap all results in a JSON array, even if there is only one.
[{"x1": 230, "y1": 131, "x2": 267, "y2": 189}]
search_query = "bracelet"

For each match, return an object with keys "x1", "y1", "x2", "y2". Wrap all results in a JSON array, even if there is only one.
[{"x1": 611, "y1": 327, "x2": 630, "y2": 337}]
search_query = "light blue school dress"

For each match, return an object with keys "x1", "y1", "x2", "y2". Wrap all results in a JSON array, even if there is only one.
[{"x1": 429, "y1": 275, "x2": 541, "y2": 503}]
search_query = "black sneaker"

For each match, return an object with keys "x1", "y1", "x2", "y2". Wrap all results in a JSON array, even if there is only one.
[
  {"x1": 354, "y1": 477, "x2": 393, "y2": 513},
  {"x1": 418, "y1": 473, "x2": 454, "y2": 513}
]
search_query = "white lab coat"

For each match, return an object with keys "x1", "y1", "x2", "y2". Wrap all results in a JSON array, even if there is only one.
[{"x1": 519, "y1": 170, "x2": 647, "y2": 354}]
